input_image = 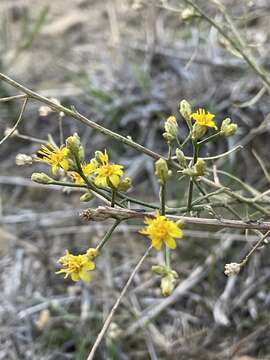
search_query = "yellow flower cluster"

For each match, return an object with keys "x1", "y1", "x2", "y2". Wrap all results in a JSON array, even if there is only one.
[
  {"x1": 35, "y1": 135, "x2": 131, "y2": 191},
  {"x1": 179, "y1": 100, "x2": 237, "y2": 141},
  {"x1": 140, "y1": 211, "x2": 183, "y2": 251},
  {"x1": 94, "y1": 149, "x2": 124, "y2": 189},
  {"x1": 191, "y1": 108, "x2": 217, "y2": 129},
  {"x1": 37, "y1": 143, "x2": 69, "y2": 175},
  {"x1": 70, "y1": 162, "x2": 96, "y2": 185},
  {"x1": 56, "y1": 248, "x2": 98, "y2": 282}
]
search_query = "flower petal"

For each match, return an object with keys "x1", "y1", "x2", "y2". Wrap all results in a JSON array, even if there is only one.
[
  {"x1": 71, "y1": 272, "x2": 80, "y2": 281},
  {"x1": 164, "y1": 237, "x2": 176, "y2": 249},
  {"x1": 79, "y1": 270, "x2": 91, "y2": 282}
]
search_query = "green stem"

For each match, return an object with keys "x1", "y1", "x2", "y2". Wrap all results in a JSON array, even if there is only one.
[
  {"x1": 179, "y1": 133, "x2": 191, "y2": 149},
  {"x1": 73, "y1": 153, "x2": 121, "y2": 206},
  {"x1": 160, "y1": 184, "x2": 166, "y2": 216},
  {"x1": 167, "y1": 143, "x2": 173, "y2": 160},
  {"x1": 160, "y1": 184, "x2": 170, "y2": 269},
  {"x1": 187, "y1": 141, "x2": 199, "y2": 212},
  {"x1": 111, "y1": 189, "x2": 116, "y2": 207},
  {"x1": 193, "y1": 179, "x2": 220, "y2": 218},
  {"x1": 197, "y1": 132, "x2": 221, "y2": 146},
  {"x1": 96, "y1": 220, "x2": 121, "y2": 251}
]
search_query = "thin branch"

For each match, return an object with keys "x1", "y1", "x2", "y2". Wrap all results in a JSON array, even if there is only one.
[
  {"x1": 0, "y1": 72, "x2": 164, "y2": 161},
  {"x1": 86, "y1": 245, "x2": 152, "y2": 360},
  {"x1": 181, "y1": 0, "x2": 270, "y2": 90},
  {"x1": 80, "y1": 206, "x2": 270, "y2": 231},
  {"x1": 0, "y1": 97, "x2": 28, "y2": 145},
  {"x1": 0, "y1": 94, "x2": 27, "y2": 102}
]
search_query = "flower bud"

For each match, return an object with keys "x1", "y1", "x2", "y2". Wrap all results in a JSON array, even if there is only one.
[
  {"x1": 95, "y1": 151, "x2": 104, "y2": 164},
  {"x1": 182, "y1": 167, "x2": 196, "y2": 176},
  {"x1": 175, "y1": 148, "x2": 187, "y2": 168},
  {"x1": 162, "y1": 132, "x2": 175, "y2": 143},
  {"x1": 224, "y1": 262, "x2": 241, "y2": 277},
  {"x1": 118, "y1": 177, "x2": 132, "y2": 192},
  {"x1": 80, "y1": 192, "x2": 94, "y2": 202},
  {"x1": 151, "y1": 265, "x2": 168, "y2": 276},
  {"x1": 78, "y1": 146, "x2": 85, "y2": 163},
  {"x1": 191, "y1": 122, "x2": 207, "y2": 140},
  {"x1": 155, "y1": 158, "x2": 170, "y2": 185},
  {"x1": 66, "y1": 133, "x2": 81, "y2": 154},
  {"x1": 179, "y1": 99, "x2": 192, "y2": 126},
  {"x1": 16, "y1": 153, "x2": 33, "y2": 166},
  {"x1": 164, "y1": 116, "x2": 178, "y2": 141},
  {"x1": 31, "y1": 172, "x2": 53, "y2": 184},
  {"x1": 161, "y1": 273, "x2": 176, "y2": 297},
  {"x1": 194, "y1": 159, "x2": 206, "y2": 176},
  {"x1": 220, "y1": 118, "x2": 237, "y2": 137},
  {"x1": 86, "y1": 248, "x2": 99, "y2": 260}
]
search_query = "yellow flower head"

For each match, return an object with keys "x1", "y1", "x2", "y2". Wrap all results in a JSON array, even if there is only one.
[
  {"x1": 56, "y1": 250, "x2": 95, "y2": 282},
  {"x1": 191, "y1": 108, "x2": 217, "y2": 129},
  {"x1": 37, "y1": 143, "x2": 69, "y2": 175},
  {"x1": 139, "y1": 211, "x2": 183, "y2": 251},
  {"x1": 94, "y1": 150, "x2": 124, "y2": 189},
  {"x1": 70, "y1": 162, "x2": 96, "y2": 185}
]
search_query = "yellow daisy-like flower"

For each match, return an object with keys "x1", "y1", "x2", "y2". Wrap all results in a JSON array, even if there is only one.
[
  {"x1": 56, "y1": 250, "x2": 95, "y2": 282},
  {"x1": 37, "y1": 143, "x2": 69, "y2": 175},
  {"x1": 139, "y1": 211, "x2": 183, "y2": 251},
  {"x1": 191, "y1": 108, "x2": 217, "y2": 129},
  {"x1": 94, "y1": 150, "x2": 124, "y2": 188},
  {"x1": 70, "y1": 162, "x2": 96, "y2": 185}
]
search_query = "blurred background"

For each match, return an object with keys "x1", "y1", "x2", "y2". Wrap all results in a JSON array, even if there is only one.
[{"x1": 1, "y1": 0, "x2": 270, "y2": 359}]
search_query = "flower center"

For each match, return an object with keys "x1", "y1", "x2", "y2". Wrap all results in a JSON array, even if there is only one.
[
  {"x1": 155, "y1": 223, "x2": 168, "y2": 239},
  {"x1": 101, "y1": 165, "x2": 114, "y2": 177}
]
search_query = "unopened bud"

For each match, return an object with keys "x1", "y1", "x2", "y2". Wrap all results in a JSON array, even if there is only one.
[
  {"x1": 224, "y1": 262, "x2": 241, "y2": 277},
  {"x1": 86, "y1": 248, "x2": 99, "y2": 260},
  {"x1": 80, "y1": 192, "x2": 94, "y2": 202},
  {"x1": 31, "y1": 172, "x2": 53, "y2": 184},
  {"x1": 179, "y1": 99, "x2": 192, "y2": 126},
  {"x1": 182, "y1": 167, "x2": 196, "y2": 176},
  {"x1": 220, "y1": 118, "x2": 237, "y2": 137},
  {"x1": 164, "y1": 116, "x2": 178, "y2": 140},
  {"x1": 163, "y1": 132, "x2": 175, "y2": 143},
  {"x1": 155, "y1": 158, "x2": 170, "y2": 185},
  {"x1": 192, "y1": 122, "x2": 207, "y2": 140},
  {"x1": 16, "y1": 153, "x2": 33, "y2": 166},
  {"x1": 194, "y1": 159, "x2": 206, "y2": 176},
  {"x1": 161, "y1": 273, "x2": 177, "y2": 297},
  {"x1": 152, "y1": 265, "x2": 168, "y2": 276},
  {"x1": 175, "y1": 148, "x2": 187, "y2": 168},
  {"x1": 95, "y1": 151, "x2": 104, "y2": 164},
  {"x1": 66, "y1": 133, "x2": 81, "y2": 153},
  {"x1": 118, "y1": 177, "x2": 132, "y2": 192}
]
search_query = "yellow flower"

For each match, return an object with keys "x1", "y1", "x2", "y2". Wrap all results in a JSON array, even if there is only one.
[
  {"x1": 56, "y1": 250, "x2": 95, "y2": 282},
  {"x1": 191, "y1": 108, "x2": 217, "y2": 129},
  {"x1": 37, "y1": 143, "x2": 69, "y2": 175},
  {"x1": 94, "y1": 150, "x2": 124, "y2": 188},
  {"x1": 70, "y1": 162, "x2": 96, "y2": 185},
  {"x1": 139, "y1": 211, "x2": 183, "y2": 251}
]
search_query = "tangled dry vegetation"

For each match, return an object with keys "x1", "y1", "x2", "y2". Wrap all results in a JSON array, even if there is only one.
[{"x1": 1, "y1": 0, "x2": 270, "y2": 359}]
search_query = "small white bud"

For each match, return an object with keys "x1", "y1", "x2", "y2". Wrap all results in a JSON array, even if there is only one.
[
  {"x1": 224, "y1": 262, "x2": 241, "y2": 277},
  {"x1": 16, "y1": 153, "x2": 33, "y2": 166}
]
